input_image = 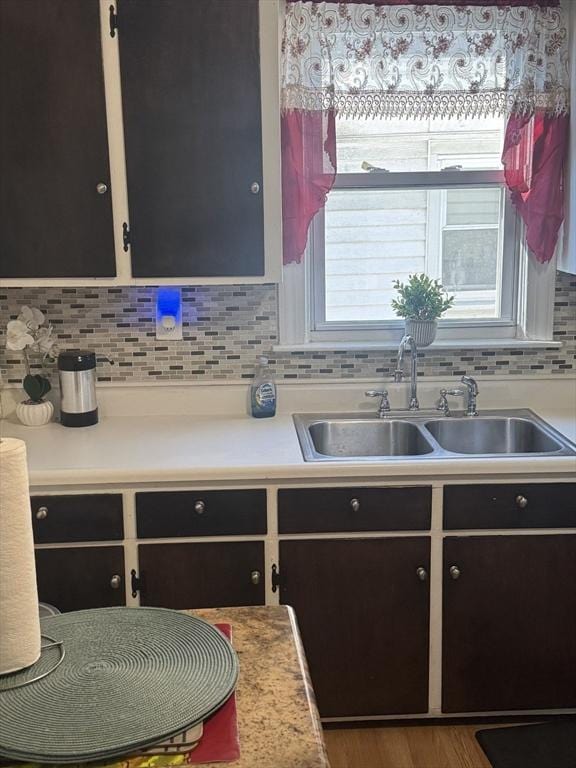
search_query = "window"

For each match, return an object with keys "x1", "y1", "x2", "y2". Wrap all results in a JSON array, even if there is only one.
[
  {"x1": 279, "y1": 114, "x2": 557, "y2": 350},
  {"x1": 314, "y1": 115, "x2": 516, "y2": 337}
]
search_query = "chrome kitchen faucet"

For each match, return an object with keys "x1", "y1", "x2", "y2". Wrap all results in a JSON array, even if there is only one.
[{"x1": 394, "y1": 334, "x2": 419, "y2": 410}]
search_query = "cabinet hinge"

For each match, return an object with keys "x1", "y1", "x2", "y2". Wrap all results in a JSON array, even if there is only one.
[
  {"x1": 130, "y1": 569, "x2": 141, "y2": 598},
  {"x1": 271, "y1": 563, "x2": 281, "y2": 593},
  {"x1": 122, "y1": 222, "x2": 131, "y2": 252},
  {"x1": 109, "y1": 5, "x2": 118, "y2": 38}
]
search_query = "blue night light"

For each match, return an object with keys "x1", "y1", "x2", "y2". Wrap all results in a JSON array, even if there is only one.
[{"x1": 156, "y1": 287, "x2": 183, "y2": 339}]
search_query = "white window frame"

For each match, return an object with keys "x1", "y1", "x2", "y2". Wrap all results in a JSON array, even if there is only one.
[{"x1": 278, "y1": 169, "x2": 558, "y2": 351}]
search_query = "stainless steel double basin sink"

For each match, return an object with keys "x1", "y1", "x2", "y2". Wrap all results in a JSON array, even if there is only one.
[{"x1": 294, "y1": 409, "x2": 576, "y2": 462}]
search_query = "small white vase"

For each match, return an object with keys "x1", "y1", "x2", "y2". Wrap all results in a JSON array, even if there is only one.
[
  {"x1": 16, "y1": 399, "x2": 54, "y2": 427},
  {"x1": 405, "y1": 319, "x2": 438, "y2": 348}
]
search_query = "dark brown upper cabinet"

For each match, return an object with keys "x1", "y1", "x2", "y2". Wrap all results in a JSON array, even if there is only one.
[
  {"x1": 118, "y1": 0, "x2": 265, "y2": 278},
  {"x1": 0, "y1": 0, "x2": 115, "y2": 278}
]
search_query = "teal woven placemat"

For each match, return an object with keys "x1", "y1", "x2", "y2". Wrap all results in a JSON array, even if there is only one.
[{"x1": 0, "y1": 607, "x2": 238, "y2": 763}]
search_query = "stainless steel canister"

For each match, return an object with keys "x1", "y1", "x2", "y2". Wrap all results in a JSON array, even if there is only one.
[{"x1": 57, "y1": 350, "x2": 98, "y2": 427}]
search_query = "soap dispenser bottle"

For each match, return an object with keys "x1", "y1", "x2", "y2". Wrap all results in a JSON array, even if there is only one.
[{"x1": 250, "y1": 356, "x2": 276, "y2": 418}]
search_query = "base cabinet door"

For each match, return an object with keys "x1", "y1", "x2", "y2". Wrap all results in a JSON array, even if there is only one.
[
  {"x1": 35, "y1": 546, "x2": 125, "y2": 612},
  {"x1": 138, "y1": 542, "x2": 265, "y2": 609},
  {"x1": 279, "y1": 537, "x2": 431, "y2": 718},
  {"x1": 443, "y1": 535, "x2": 576, "y2": 713}
]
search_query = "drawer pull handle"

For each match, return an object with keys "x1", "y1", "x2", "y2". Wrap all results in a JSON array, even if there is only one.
[
  {"x1": 449, "y1": 565, "x2": 461, "y2": 580},
  {"x1": 416, "y1": 567, "x2": 428, "y2": 581},
  {"x1": 250, "y1": 570, "x2": 261, "y2": 586},
  {"x1": 515, "y1": 494, "x2": 528, "y2": 509},
  {"x1": 110, "y1": 574, "x2": 122, "y2": 589},
  {"x1": 350, "y1": 498, "x2": 360, "y2": 512},
  {"x1": 36, "y1": 506, "x2": 48, "y2": 520},
  {"x1": 194, "y1": 500, "x2": 206, "y2": 515}
]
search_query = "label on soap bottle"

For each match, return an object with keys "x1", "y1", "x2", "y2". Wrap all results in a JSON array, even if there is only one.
[{"x1": 251, "y1": 382, "x2": 276, "y2": 418}]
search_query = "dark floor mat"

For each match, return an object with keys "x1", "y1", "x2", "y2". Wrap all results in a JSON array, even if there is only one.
[{"x1": 476, "y1": 720, "x2": 576, "y2": 768}]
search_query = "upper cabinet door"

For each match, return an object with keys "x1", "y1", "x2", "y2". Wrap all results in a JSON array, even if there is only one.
[
  {"x1": 0, "y1": 0, "x2": 115, "y2": 278},
  {"x1": 118, "y1": 0, "x2": 265, "y2": 278}
]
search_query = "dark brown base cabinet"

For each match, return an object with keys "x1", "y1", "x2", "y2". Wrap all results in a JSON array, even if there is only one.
[
  {"x1": 28, "y1": 482, "x2": 576, "y2": 721},
  {"x1": 443, "y1": 535, "x2": 576, "y2": 713},
  {"x1": 138, "y1": 542, "x2": 265, "y2": 610},
  {"x1": 35, "y1": 547, "x2": 125, "y2": 613},
  {"x1": 280, "y1": 537, "x2": 431, "y2": 718}
]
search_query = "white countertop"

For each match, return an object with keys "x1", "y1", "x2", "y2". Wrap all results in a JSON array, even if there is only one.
[{"x1": 1, "y1": 402, "x2": 575, "y2": 488}]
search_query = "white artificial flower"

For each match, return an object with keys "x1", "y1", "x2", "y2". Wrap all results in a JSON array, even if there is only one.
[
  {"x1": 18, "y1": 305, "x2": 45, "y2": 331},
  {"x1": 35, "y1": 325, "x2": 55, "y2": 355},
  {"x1": 6, "y1": 320, "x2": 34, "y2": 351}
]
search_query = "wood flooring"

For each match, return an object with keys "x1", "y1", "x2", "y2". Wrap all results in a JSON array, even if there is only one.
[{"x1": 324, "y1": 724, "x2": 496, "y2": 768}]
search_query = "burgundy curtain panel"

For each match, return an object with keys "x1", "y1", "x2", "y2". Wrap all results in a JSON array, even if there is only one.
[
  {"x1": 503, "y1": 112, "x2": 569, "y2": 263},
  {"x1": 281, "y1": 110, "x2": 336, "y2": 266}
]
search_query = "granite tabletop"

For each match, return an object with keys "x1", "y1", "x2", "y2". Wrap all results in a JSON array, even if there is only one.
[
  {"x1": 0, "y1": 606, "x2": 329, "y2": 768},
  {"x1": 190, "y1": 605, "x2": 330, "y2": 768}
]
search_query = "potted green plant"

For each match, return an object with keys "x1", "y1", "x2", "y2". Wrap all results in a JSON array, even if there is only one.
[
  {"x1": 5, "y1": 306, "x2": 57, "y2": 426},
  {"x1": 391, "y1": 274, "x2": 455, "y2": 347}
]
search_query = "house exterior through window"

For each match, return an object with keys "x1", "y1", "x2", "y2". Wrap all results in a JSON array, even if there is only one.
[{"x1": 309, "y1": 115, "x2": 520, "y2": 341}]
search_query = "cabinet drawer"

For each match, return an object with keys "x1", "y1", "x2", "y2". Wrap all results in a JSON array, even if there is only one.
[
  {"x1": 444, "y1": 483, "x2": 576, "y2": 530},
  {"x1": 278, "y1": 487, "x2": 431, "y2": 534},
  {"x1": 136, "y1": 490, "x2": 267, "y2": 538},
  {"x1": 31, "y1": 495, "x2": 123, "y2": 543},
  {"x1": 35, "y1": 546, "x2": 125, "y2": 613}
]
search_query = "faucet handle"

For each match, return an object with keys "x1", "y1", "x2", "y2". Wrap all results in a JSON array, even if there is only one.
[
  {"x1": 393, "y1": 369, "x2": 404, "y2": 383},
  {"x1": 437, "y1": 388, "x2": 465, "y2": 416},
  {"x1": 366, "y1": 389, "x2": 389, "y2": 403},
  {"x1": 436, "y1": 390, "x2": 449, "y2": 414},
  {"x1": 365, "y1": 390, "x2": 391, "y2": 414}
]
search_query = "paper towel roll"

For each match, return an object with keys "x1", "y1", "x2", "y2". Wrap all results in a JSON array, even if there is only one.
[{"x1": 0, "y1": 438, "x2": 41, "y2": 675}]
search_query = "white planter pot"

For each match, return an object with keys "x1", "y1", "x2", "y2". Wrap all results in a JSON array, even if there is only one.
[
  {"x1": 405, "y1": 319, "x2": 438, "y2": 348},
  {"x1": 15, "y1": 399, "x2": 54, "y2": 427}
]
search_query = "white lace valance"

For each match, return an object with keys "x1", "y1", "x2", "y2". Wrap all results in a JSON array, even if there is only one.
[{"x1": 281, "y1": 2, "x2": 570, "y2": 118}]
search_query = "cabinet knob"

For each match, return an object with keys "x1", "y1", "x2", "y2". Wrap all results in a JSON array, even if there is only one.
[
  {"x1": 350, "y1": 498, "x2": 360, "y2": 512},
  {"x1": 250, "y1": 181, "x2": 260, "y2": 194},
  {"x1": 194, "y1": 500, "x2": 206, "y2": 515},
  {"x1": 515, "y1": 494, "x2": 528, "y2": 509},
  {"x1": 416, "y1": 566, "x2": 428, "y2": 581},
  {"x1": 36, "y1": 506, "x2": 48, "y2": 520},
  {"x1": 250, "y1": 570, "x2": 261, "y2": 586},
  {"x1": 449, "y1": 565, "x2": 461, "y2": 580},
  {"x1": 110, "y1": 574, "x2": 122, "y2": 589},
  {"x1": 96, "y1": 182, "x2": 108, "y2": 195}
]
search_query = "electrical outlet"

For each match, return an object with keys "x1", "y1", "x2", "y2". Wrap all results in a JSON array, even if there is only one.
[{"x1": 155, "y1": 287, "x2": 183, "y2": 341}]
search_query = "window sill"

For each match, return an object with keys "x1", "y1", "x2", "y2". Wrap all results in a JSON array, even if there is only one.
[{"x1": 273, "y1": 338, "x2": 562, "y2": 353}]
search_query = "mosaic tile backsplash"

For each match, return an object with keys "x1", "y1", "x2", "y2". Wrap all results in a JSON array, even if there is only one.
[{"x1": 1, "y1": 271, "x2": 575, "y2": 385}]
